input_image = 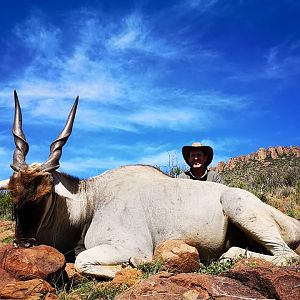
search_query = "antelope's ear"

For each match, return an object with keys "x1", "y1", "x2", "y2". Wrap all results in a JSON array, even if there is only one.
[{"x1": 0, "y1": 179, "x2": 9, "y2": 190}]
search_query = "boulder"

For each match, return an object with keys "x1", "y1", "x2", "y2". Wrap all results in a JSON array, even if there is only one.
[
  {"x1": 0, "y1": 244, "x2": 66, "y2": 285},
  {"x1": 153, "y1": 240, "x2": 200, "y2": 273},
  {"x1": 221, "y1": 258, "x2": 300, "y2": 300},
  {"x1": 0, "y1": 278, "x2": 54, "y2": 300},
  {"x1": 215, "y1": 161, "x2": 225, "y2": 173},
  {"x1": 116, "y1": 272, "x2": 266, "y2": 300},
  {"x1": 0, "y1": 267, "x2": 18, "y2": 289}
]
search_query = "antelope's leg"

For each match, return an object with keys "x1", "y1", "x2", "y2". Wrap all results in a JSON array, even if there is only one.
[
  {"x1": 75, "y1": 243, "x2": 152, "y2": 278},
  {"x1": 219, "y1": 246, "x2": 299, "y2": 265},
  {"x1": 220, "y1": 189, "x2": 299, "y2": 264}
]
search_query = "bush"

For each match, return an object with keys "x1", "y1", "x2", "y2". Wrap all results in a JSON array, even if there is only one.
[
  {"x1": 286, "y1": 198, "x2": 300, "y2": 219},
  {"x1": 295, "y1": 179, "x2": 300, "y2": 200},
  {"x1": 137, "y1": 260, "x2": 163, "y2": 278},
  {"x1": 198, "y1": 258, "x2": 237, "y2": 275},
  {"x1": 157, "y1": 151, "x2": 186, "y2": 178},
  {"x1": 0, "y1": 192, "x2": 13, "y2": 220},
  {"x1": 278, "y1": 186, "x2": 294, "y2": 198}
]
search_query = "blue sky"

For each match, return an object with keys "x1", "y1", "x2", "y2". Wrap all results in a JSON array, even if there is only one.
[{"x1": 0, "y1": 0, "x2": 299, "y2": 179}]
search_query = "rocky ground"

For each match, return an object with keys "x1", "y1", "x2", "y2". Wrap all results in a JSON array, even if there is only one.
[{"x1": 0, "y1": 221, "x2": 299, "y2": 299}]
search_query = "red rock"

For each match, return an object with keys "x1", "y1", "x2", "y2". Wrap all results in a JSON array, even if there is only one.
[
  {"x1": 215, "y1": 161, "x2": 225, "y2": 173},
  {"x1": 268, "y1": 147, "x2": 279, "y2": 159},
  {"x1": 0, "y1": 278, "x2": 54, "y2": 299},
  {"x1": 153, "y1": 240, "x2": 200, "y2": 273},
  {"x1": 221, "y1": 258, "x2": 300, "y2": 300},
  {"x1": 216, "y1": 146, "x2": 300, "y2": 172},
  {"x1": 257, "y1": 147, "x2": 268, "y2": 160},
  {"x1": 0, "y1": 267, "x2": 18, "y2": 289},
  {"x1": 116, "y1": 272, "x2": 266, "y2": 300},
  {"x1": 0, "y1": 244, "x2": 66, "y2": 284}
]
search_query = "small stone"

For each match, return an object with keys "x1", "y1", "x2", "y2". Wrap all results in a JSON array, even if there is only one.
[{"x1": 153, "y1": 240, "x2": 200, "y2": 273}]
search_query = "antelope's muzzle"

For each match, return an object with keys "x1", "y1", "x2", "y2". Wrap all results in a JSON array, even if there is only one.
[{"x1": 13, "y1": 237, "x2": 37, "y2": 248}]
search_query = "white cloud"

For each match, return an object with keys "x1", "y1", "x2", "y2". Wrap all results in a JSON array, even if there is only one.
[
  {"x1": 1, "y1": 8, "x2": 252, "y2": 139},
  {"x1": 102, "y1": 142, "x2": 168, "y2": 155},
  {"x1": 106, "y1": 13, "x2": 180, "y2": 58},
  {"x1": 108, "y1": 15, "x2": 145, "y2": 50},
  {"x1": 186, "y1": 0, "x2": 219, "y2": 10},
  {"x1": 14, "y1": 15, "x2": 61, "y2": 58},
  {"x1": 128, "y1": 108, "x2": 195, "y2": 128},
  {"x1": 0, "y1": 147, "x2": 7, "y2": 156},
  {"x1": 0, "y1": 146, "x2": 13, "y2": 180},
  {"x1": 229, "y1": 43, "x2": 300, "y2": 82},
  {"x1": 2, "y1": 79, "x2": 248, "y2": 132},
  {"x1": 60, "y1": 157, "x2": 131, "y2": 177},
  {"x1": 58, "y1": 141, "x2": 184, "y2": 176},
  {"x1": 264, "y1": 45, "x2": 300, "y2": 79}
]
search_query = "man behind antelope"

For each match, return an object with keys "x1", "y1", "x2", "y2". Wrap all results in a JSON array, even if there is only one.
[{"x1": 178, "y1": 142, "x2": 223, "y2": 183}]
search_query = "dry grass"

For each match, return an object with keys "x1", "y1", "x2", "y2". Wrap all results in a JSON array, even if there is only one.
[
  {"x1": 0, "y1": 220, "x2": 14, "y2": 246},
  {"x1": 265, "y1": 188, "x2": 300, "y2": 219}
]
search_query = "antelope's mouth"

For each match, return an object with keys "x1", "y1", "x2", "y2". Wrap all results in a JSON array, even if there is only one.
[{"x1": 13, "y1": 237, "x2": 37, "y2": 248}]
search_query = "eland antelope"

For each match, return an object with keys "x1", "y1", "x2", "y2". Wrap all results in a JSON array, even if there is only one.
[{"x1": 0, "y1": 91, "x2": 299, "y2": 278}]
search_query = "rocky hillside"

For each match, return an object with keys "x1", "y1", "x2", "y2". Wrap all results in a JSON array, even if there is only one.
[
  {"x1": 215, "y1": 146, "x2": 300, "y2": 172},
  {"x1": 212, "y1": 146, "x2": 300, "y2": 217},
  {"x1": 214, "y1": 146, "x2": 300, "y2": 187}
]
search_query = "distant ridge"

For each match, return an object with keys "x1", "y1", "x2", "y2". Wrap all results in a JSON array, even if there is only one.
[{"x1": 214, "y1": 146, "x2": 300, "y2": 173}]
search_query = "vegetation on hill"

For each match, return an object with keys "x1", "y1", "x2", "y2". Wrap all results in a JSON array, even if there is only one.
[{"x1": 220, "y1": 155, "x2": 300, "y2": 218}]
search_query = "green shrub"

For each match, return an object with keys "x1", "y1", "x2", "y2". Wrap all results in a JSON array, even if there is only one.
[
  {"x1": 0, "y1": 192, "x2": 13, "y2": 220},
  {"x1": 294, "y1": 180, "x2": 300, "y2": 205},
  {"x1": 2, "y1": 236, "x2": 14, "y2": 244},
  {"x1": 198, "y1": 257, "x2": 241, "y2": 275},
  {"x1": 198, "y1": 260, "x2": 236, "y2": 275},
  {"x1": 286, "y1": 199, "x2": 300, "y2": 219},
  {"x1": 137, "y1": 260, "x2": 163, "y2": 278}
]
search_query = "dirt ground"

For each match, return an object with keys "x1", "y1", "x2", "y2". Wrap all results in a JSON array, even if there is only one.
[{"x1": 0, "y1": 220, "x2": 14, "y2": 246}]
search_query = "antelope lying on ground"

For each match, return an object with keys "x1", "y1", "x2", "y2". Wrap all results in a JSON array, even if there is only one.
[{"x1": 0, "y1": 91, "x2": 299, "y2": 278}]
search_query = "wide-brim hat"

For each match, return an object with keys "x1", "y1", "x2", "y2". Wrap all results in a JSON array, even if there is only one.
[{"x1": 182, "y1": 142, "x2": 213, "y2": 167}]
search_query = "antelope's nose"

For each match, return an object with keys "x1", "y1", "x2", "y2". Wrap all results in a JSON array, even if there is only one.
[{"x1": 13, "y1": 237, "x2": 37, "y2": 248}]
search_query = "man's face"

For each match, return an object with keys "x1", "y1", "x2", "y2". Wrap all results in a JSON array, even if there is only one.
[{"x1": 188, "y1": 150, "x2": 207, "y2": 168}]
